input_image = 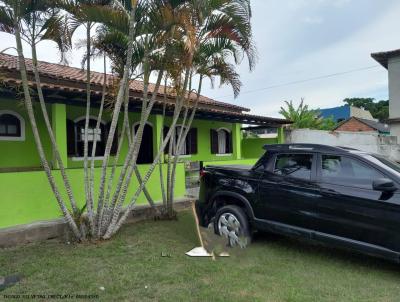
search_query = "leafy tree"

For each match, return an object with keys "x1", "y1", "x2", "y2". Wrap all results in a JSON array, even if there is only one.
[
  {"x1": 343, "y1": 98, "x2": 389, "y2": 122},
  {"x1": 279, "y1": 99, "x2": 336, "y2": 130},
  {"x1": 319, "y1": 116, "x2": 337, "y2": 131}
]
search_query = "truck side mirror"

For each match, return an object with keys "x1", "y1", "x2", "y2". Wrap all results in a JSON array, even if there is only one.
[{"x1": 373, "y1": 178, "x2": 397, "y2": 192}]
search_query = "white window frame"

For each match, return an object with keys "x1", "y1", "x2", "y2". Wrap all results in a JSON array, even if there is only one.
[{"x1": 0, "y1": 110, "x2": 25, "y2": 141}]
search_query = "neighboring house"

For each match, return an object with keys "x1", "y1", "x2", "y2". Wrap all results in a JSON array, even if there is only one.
[
  {"x1": 0, "y1": 53, "x2": 289, "y2": 230},
  {"x1": 372, "y1": 49, "x2": 400, "y2": 138},
  {"x1": 319, "y1": 105, "x2": 374, "y2": 122},
  {"x1": 334, "y1": 117, "x2": 390, "y2": 135},
  {"x1": 241, "y1": 125, "x2": 279, "y2": 138}
]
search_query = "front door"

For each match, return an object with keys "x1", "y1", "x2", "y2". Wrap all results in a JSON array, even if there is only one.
[{"x1": 135, "y1": 124, "x2": 154, "y2": 164}]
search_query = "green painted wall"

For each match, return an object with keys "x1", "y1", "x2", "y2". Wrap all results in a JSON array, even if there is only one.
[
  {"x1": 241, "y1": 130, "x2": 285, "y2": 159},
  {"x1": 242, "y1": 137, "x2": 276, "y2": 159},
  {"x1": 0, "y1": 163, "x2": 185, "y2": 228},
  {"x1": 0, "y1": 98, "x2": 52, "y2": 169},
  {"x1": 1, "y1": 98, "x2": 246, "y2": 170},
  {"x1": 163, "y1": 116, "x2": 241, "y2": 162},
  {"x1": 52, "y1": 103, "x2": 68, "y2": 168}
]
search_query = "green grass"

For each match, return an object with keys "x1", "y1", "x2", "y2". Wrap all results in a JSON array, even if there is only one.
[{"x1": 1, "y1": 211, "x2": 400, "y2": 302}]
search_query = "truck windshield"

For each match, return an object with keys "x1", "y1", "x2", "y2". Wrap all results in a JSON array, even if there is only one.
[{"x1": 365, "y1": 154, "x2": 400, "y2": 175}]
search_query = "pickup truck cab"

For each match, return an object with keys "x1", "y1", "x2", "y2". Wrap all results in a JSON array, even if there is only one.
[{"x1": 196, "y1": 144, "x2": 400, "y2": 262}]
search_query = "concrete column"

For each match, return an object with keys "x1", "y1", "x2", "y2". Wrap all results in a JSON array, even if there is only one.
[
  {"x1": 153, "y1": 114, "x2": 164, "y2": 162},
  {"x1": 232, "y1": 123, "x2": 242, "y2": 160},
  {"x1": 51, "y1": 103, "x2": 68, "y2": 169},
  {"x1": 277, "y1": 126, "x2": 285, "y2": 143}
]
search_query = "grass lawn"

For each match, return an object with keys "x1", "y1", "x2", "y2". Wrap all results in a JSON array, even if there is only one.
[{"x1": 1, "y1": 210, "x2": 400, "y2": 302}]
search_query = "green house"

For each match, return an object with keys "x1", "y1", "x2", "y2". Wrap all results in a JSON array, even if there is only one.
[{"x1": 0, "y1": 53, "x2": 289, "y2": 230}]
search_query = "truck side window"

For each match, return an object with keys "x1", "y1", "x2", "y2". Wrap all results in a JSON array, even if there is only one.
[
  {"x1": 274, "y1": 153, "x2": 312, "y2": 180},
  {"x1": 321, "y1": 154, "x2": 384, "y2": 188}
]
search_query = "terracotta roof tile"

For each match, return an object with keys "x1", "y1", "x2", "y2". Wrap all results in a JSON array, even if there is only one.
[
  {"x1": 0, "y1": 53, "x2": 291, "y2": 125},
  {"x1": 0, "y1": 53, "x2": 249, "y2": 112}
]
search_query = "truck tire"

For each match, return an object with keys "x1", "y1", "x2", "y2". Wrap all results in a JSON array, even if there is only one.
[{"x1": 214, "y1": 205, "x2": 251, "y2": 247}]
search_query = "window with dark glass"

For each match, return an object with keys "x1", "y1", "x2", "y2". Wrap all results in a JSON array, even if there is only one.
[
  {"x1": 0, "y1": 113, "x2": 21, "y2": 137},
  {"x1": 66, "y1": 118, "x2": 118, "y2": 157},
  {"x1": 274, "y1": 153, "x2": 313, "y2": 180},
  {"x1": 321, "y1": 154, "x2": 384, "y2": 188}
]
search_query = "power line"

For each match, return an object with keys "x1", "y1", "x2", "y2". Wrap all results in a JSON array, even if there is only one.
[{"x1": 216, "y1": 64, "x2": 382, "y2": 99}]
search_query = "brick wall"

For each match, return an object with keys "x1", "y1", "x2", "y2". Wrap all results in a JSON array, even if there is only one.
[{"x1": 335, "y1": 118, "x2": 376, "y2": 132}]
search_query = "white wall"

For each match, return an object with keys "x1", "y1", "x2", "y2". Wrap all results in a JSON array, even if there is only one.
[
  {"x1": 388, "y1": 56, "x2": 400, "y2": 138},
  {"x1": 389, "y1": 56, "x2": 400, "y2": 118},
  {"x1": 286, "y1": 129, "x2": 400, "y2": 161}
]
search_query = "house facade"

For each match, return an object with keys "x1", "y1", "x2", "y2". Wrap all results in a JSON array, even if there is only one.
[
  {"x1": 372, "y1": 49, "x2": 400, "y2": 137},
  {"x1": 0, "y1": 54, "x2": 288, "y2": 229},
  {"x1": 334, "y1": 117, "x2": 390, "y2": 134}
]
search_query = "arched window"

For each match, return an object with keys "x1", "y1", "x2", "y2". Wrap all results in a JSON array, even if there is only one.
[
  {"x1": 210, "y1": 128, "x2": 232, "y2": 154},
  {"x1": 132, "y1": 122, "x2": 154, "y2": 164},
  {"x1": 0, "y1": 111, "x2": 25, "y2": 141},
  {"x1": 66, "y1": 116, "x2": 118, "y2": 158}
]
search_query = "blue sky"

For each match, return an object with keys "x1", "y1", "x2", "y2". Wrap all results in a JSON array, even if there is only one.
[{"x1": 1, "y1": 0, "x2": 400, "y2": 117}]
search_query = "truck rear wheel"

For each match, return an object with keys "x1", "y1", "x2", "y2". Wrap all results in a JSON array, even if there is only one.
[{"x1": 214, "y1": 205, "x2": 251, "y2": 247}]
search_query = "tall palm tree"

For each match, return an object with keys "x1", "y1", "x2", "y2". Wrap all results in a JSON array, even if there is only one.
[
  {"x1": 0, "y1": 0, "x2": 82, "y2": 239},
  {"x1": 163, "y1": 0, "x2": 256, "y2": 217},
  {"x1": 103, "y1": 0, "x2": 257, "y2": 237},
  {"x1": 0, "y1": 0, "x2": 257, "y2": 241}
]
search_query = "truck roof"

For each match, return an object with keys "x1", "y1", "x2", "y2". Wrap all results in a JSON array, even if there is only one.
[{"x1": 262, "y1": 144, "x2": 363, "y2": 154}]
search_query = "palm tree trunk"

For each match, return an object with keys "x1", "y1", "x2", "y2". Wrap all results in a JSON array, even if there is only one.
[
  {"x1": 103, "y1": 68, "x2": 191, "y2": 238},
  {"x1": 14, "y1": 18, "x2": 81, "y2": 240},
  {"x1": 122, "y1": 93, "x2": 156, "y2": 209},
  {"x1": 30, "y1": 40, "x2": 78, "y2": 215},
  {"x1": 107, "y1": 70, "x2": 164, "y2": 213},
  {"x1": 83, "y1": 22, "x2": 94, "y2": 235},
  {"x1": 90, "y1": 55, "x2": 107, "y2": 236},
  {"x1": 103, "y1": 103, "x2": 185, "y2": 238},
  {"x1": 96, "y1": 5, "x2": 138, "y2": 227},
  {"x1": 158, "y1": 82, "x2": 168, "y2": 209},
  {"x1": 168, "y1": 77, "x2": 203, "y2": 213}
]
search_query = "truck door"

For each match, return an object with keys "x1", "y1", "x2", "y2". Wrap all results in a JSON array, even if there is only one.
[{"x1": 256, "y1": 152, "x2": 320, "y2": 231}]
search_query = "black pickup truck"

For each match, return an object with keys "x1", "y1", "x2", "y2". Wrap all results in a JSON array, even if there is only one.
[{"x1": 196, "y1": 144, "x2": 400, "y2": 262}]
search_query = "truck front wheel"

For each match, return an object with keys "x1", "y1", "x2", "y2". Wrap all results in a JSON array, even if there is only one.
[{"x1": 214, "y1": 205, "x2": 251, "y2": 248}]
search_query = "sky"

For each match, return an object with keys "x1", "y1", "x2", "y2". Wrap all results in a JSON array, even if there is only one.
[{"x1": 1, "y1": 0, "x2": 400, "y2": 118}]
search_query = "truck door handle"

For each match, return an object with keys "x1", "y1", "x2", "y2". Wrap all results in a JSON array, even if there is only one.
[{"x1": 320, "y1": 188, "x2": 340, "y2": 197}]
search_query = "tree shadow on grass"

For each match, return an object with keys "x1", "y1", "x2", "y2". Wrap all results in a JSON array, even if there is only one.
[{"x1": 252, "y1": 231, "x2": 400, "y2": 276}]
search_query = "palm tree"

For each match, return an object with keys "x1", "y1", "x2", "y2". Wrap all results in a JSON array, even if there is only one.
[
  {"x1": 0, "y1": 0, "x2": 257, "y2": 241},
  {"x1": 279, "y1": 99, "x2": 325, "y2": 129},
  {"x1": 103, "y1": 0, "x2": 257, "y2": 237},
  {"x1": 162, "y1": 0, "x2": 256, "y2": 217},
  {"x1": 0, "y1": 0, "x2": 82, "y2": 239}
]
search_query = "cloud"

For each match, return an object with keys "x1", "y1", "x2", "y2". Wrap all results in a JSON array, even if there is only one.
[
  {"x1": 0, "y1": 0, "x2": 398, "y2": 120},
  {"x1": 302, "y1": 16, "x2": 324, "y2": 24}
]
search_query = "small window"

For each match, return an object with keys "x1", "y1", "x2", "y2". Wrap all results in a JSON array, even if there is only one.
[
  {"x1": 321, "y1": 154, "x2": 384, "y2": 188},
  {"x1": 67, "y1": 118, "x2": 118, "y2": 158},
  {"x1": 0, "y1": 112, "x2": 24, "y2": 141},
  {"x1": 274, "y1": 153, "x2": 313, "y2": 180},
  {"x1": 164, "y1": 126, "x2": 197, "y2": 155},
  {"x1": 210, "y1": 128, "x2": 232, "y2": 154}
]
